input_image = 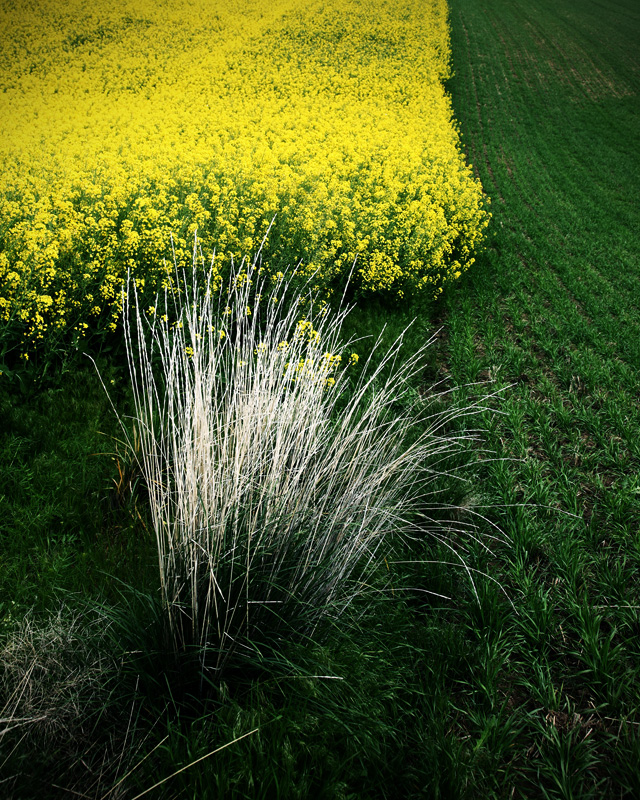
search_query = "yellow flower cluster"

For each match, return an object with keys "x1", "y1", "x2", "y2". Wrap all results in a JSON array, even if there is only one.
[
  {"x1": 285, "y1": 351, "x2": 345, "y2": 387},
  {"x1": 257, "y1": 318, "x2": 356, "y2": 387},
  {"x1": 294, "y1": 320, "x2": 321, "y2": 345},
  {"x1": 0, "y1": 0, "x2": 489, "y2": 353}
]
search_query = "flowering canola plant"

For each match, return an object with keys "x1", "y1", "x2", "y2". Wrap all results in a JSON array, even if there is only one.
[{"x1": 0, "y1": 0, "x2": 490, "y2": 354}]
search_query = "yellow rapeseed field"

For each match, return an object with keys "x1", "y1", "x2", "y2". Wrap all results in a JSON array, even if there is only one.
[{"x1": 0, "y1": 0, "x2": 489, "y2": 354}]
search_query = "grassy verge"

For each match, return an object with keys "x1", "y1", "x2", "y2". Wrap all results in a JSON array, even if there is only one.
[{"x1": 0, "y1": 314, "x2": 489, "y2": 799}]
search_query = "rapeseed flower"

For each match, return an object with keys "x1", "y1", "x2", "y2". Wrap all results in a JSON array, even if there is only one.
[{"x1": 0, "y1": 0, "x2": 489, "y2": 354}]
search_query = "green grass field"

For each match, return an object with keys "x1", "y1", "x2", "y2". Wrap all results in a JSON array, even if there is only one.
[
  {"x1": 440, "y1": 0, "x2": 640, "y2": 794},
  {"x1": 2, "y1": 0, "x2": 640, "y2": 796}
]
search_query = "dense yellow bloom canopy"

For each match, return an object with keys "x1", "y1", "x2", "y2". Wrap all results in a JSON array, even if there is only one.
[{"x1": 0, "y1": 0, "x2": 489, "y2": 352}]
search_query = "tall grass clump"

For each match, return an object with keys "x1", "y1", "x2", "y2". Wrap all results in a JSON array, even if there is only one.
[{"x1": 117, "y1": 237, "x2": 486, "y2": 674}]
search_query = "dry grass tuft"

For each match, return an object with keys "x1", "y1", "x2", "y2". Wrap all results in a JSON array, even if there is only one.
[
  {"x1": 116, "y1": 237, "x2": 490, "y2": 673},
  {"x1": 0, "y1": 605, "x2": 118, "y2": 745}
]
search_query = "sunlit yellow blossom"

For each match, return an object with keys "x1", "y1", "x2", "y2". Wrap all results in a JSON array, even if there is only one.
[
  {"x1": 295, "y1": 320, "x2": 321, "y2": 344},
  {"x1": 0, "y1": 0, "x2": 489, "y2": 353}
]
